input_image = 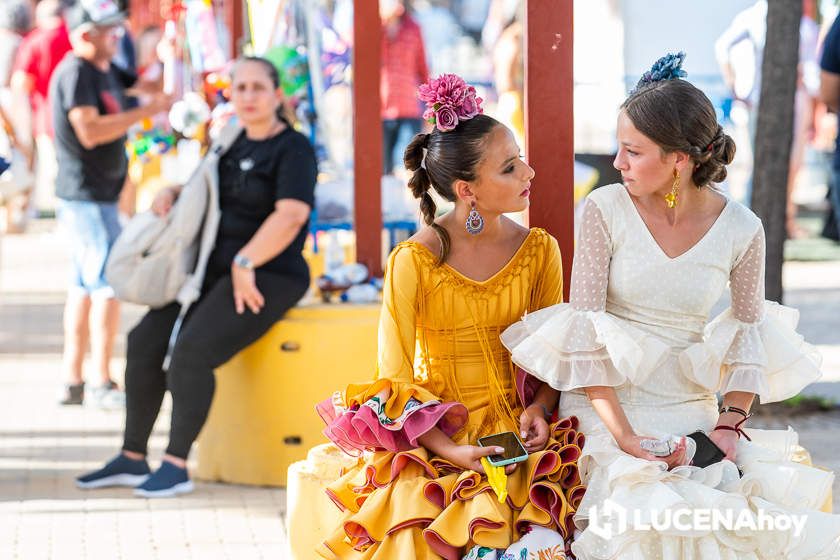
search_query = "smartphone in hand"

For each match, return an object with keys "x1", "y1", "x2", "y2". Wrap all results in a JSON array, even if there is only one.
[
  {"x1": 478, "y1": 431, "x2": 529, "y2": 467},
  {"x1": 686, "y1": 430, "x2": 726, "y2": 468}
]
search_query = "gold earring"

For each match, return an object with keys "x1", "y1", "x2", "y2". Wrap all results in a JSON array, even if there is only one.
[{"x1": 665, "y1": 169, "x2": 680, "y2": 208}]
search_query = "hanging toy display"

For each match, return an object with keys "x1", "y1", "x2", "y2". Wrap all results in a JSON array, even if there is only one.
[
  {"x1": 205, "y1": 71, "x2": 236, "y2": 140},
  {"x1": 161, "y1": 19, "x2": 182, "y2": 97},
  {"x1": 184, "y1": 0, "x2": 227, "y2": 74},
  {"x1": 129, "y1": 0, "x2": 232, "y2": 210},
  {"x1": 263, "y1": 44, "x2": 312, "y2": 133},
  {"x1": 263, "y1": 45, "x2": 309, "y2": 99},
  {"x1": 159, "y1": 0, "x2": 223, "y2": 140},
  {"x1": 248, "y1": 0, "x2": 319, "y2": 144},
  {"x1": 204, "y1": 71, "x2": 230, "y2": 101},
  {"x1": 168, "y1": 91, "x2": 211, "y2": 139},
  {"x1": 127, "y1": 119, "x2": 176, "y2": 163}
]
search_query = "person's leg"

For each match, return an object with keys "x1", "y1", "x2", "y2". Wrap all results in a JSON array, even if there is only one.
[
  {"x1": 75, "y1": 301, "x2": 180, "y2": 490},
  {"x1": 33, "y1": 133, "x2": 58, "y2": 221},
  {"x1": 134, "y1": 272, "x2": 307, "y2": 497},
  {"x1": 81, "y1": 202, "x2": 123, "y2": 393},
  {"x1": 382, "y1": 119, "x2": 399, "y2": 175},
  {"x1": 56, "y1": 200, "x2": 94, "y2": 403},
  {"x1": 90, "y1": 297, "x2": 120, "y2": 385},
  {"x1": 787, "y1": 90, "x2": 810, "y2": 238},
  {"x1": 163, "y1": 272, "x2": 309, "y2": 463},
  {"x1": 61, "y1": 292, "x2": 91, "y2": 387},
  {"x1": 122, "y1": 303, "x2": 181, "y2": 456},
  {"x1": 394, "y1": 118, "x2": 422, "y2": 171}
]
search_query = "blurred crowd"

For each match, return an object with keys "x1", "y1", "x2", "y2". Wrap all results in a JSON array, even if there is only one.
[{"x1": 3, "y1": 0, "x2": 840, "y2": 411}]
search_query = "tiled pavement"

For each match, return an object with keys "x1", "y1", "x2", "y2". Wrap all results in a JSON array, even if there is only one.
[
  {"x1": 1, "y1": 221, "x2": 838, "y2": 559},
  {"x1": 1, "y1": 224, "x2": 288, "y2": 560},
  {"x1": 0, "y1": 367, "x2": 289, "y2": 558}
]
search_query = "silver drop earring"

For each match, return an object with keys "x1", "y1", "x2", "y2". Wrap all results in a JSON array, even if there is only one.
[{"x1": 465, "y1": 202, "x2": 484, "y2": 235}]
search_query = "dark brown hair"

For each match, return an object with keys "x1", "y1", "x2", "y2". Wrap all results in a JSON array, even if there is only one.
[
  {"x1": 621, "y1": 79, "x2": 735, "y2": 187},
  {"x1": 403, "y1": 114, "x2": 501, "y2": 263}
]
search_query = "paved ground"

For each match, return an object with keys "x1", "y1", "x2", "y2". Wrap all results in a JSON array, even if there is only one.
[
  {"x1": 0, "y1": 220, "x2": 838, "y2": 559},
  {"x1": 1, "y1": 223, "x2": 289, "y2": 560}
]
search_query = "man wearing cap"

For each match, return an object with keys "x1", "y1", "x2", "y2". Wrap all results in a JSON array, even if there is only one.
[{"x1": 50, "y1": 0, "x2": 172, "y2": 406}]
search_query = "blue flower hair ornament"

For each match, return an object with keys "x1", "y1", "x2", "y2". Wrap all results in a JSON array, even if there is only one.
[{"x1": 632, "y1": 51, "x2": 687, "y2": 93}]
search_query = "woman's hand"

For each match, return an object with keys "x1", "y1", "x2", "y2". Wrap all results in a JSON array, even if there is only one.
[
  {"x1": 445, "y1": 444, "x2": 519, "y2": 475},
  {"x1": 709, "y1": 428, "x2": 739, "y2": 462},
  {"x1": 151, "y1": 187, "x2": 178, "y2": 217},
  {"x1": 519, "y1": 404, "x2": 551, "y2": 452},
  {"x1": 231, "y1": 265, "x2": 264, "y2": 314},
  {"x1": 618, "y1": 433, "x2": 687, "y2": 470}
]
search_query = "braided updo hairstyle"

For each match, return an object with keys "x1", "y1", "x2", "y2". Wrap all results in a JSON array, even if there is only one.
[
  {"x1": 621, "y1": 79, "x2": 735, "y2": 187},
  {"x1": 403, "y1": 114, "x2": 501, "y2": 264}
]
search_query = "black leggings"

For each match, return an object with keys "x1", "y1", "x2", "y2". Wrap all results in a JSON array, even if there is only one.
[{"x1": 122, "y1": 269, "x2": 308, "y2": 459}]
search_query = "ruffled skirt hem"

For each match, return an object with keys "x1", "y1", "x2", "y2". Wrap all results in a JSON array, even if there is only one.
[{"x1": 318, "y1": 417, "x2": 586, "y2": 560}]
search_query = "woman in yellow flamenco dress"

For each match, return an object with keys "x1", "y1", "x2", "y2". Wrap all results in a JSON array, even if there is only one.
[{"x1": 315, "y1": 75, "x2": 584, "y2": 560}]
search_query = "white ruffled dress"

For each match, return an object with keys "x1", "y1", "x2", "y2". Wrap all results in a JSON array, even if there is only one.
[{"x1": 501, "y1": 184, "x2": 839, "y2": 559}]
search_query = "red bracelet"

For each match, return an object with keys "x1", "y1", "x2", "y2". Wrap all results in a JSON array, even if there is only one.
[{"x1": 713, "y1": 416, "x2": 752, "y2": 441}]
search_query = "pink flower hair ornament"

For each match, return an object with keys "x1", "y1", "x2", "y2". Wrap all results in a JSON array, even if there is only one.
[{"x1": 418, "y1": 73, "x2": 484, "y2": 132}]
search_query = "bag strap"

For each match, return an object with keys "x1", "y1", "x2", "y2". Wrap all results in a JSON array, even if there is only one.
[
  {"x1": 210, "y1": 121, "x2": 243, "y2": 157},
  {"x1": 164, "y1": 122, "x2": 245, "y2": 369},
  {"x1": 162, "y1": 303, "x2": 190, "y2": 372}
]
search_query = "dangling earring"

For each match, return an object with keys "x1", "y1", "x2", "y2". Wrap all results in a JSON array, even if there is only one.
[
  {"x1": 465, "y1": 201, "x2": 484, "y2": 235},
  {"x1": 665, "y1": 169, "x2": 680, "y2": 209}
]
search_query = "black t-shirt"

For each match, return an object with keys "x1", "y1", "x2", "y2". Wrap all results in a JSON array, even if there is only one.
[
  {"x1": 823, "y1": 16, "x2": 840, "y2": 171},
  {"x1": 208, "y1": 127, "x2": 317, "y2": 278},
  {"x1": 50, "y1": 56, "x2": 135, "y2": 202}
]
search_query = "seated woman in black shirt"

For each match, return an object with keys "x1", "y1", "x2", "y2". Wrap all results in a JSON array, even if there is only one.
[{"x1": 76, "y1": 57, "x2": 317, "y2": 497}]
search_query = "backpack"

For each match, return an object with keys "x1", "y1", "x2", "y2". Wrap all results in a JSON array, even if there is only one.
[{"x1": 106, "y1": 124, "x2": 241, "y2": 308}]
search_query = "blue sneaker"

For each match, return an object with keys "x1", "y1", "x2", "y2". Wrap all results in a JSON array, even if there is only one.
[
  {"x1": 133, "y1": 461, "x2": 194, "y2": 498},
  {"x1": 76, "y1": 454, "x2": 151, "y2": 489}
]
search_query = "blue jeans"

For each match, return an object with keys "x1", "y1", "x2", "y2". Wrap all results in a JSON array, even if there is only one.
[
  {"x1": 57, "y1": 200, "x2": 121, "y2": 299},
  {"x1": 383, "y1": 118, "x2": 422, "y2": 175}
]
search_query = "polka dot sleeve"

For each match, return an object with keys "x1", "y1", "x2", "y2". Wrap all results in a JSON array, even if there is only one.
[
  {"x1": 569, "y1": 199, "x2": 611, "y2": 312},
  {"x1": 729, "y1": 225, "x2": 765, "y2": 324}
]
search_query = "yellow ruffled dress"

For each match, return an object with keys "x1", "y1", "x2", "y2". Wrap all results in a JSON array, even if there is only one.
[{"x1": 315, "y1": 228, "x2": 586, "y2": 560}]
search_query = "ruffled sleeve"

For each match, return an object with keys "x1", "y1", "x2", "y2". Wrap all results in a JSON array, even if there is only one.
[
  {"x1": 316, "y1": 245, "x2": 468, "y2": 456},
  {"x1": 502, "y1": 196, "x2": 668, "y2": 391},
  {"x1": 678, "y1": 226, "x2": 822, "y2": 403}
]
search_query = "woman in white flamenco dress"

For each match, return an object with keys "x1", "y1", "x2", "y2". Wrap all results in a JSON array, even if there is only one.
[{"x1": 502, "y1": 54, "x2": 840, "y2": 559}]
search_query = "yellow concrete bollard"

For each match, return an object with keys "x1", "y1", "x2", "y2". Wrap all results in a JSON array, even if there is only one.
[
  {"x1": 196, "y1": 303, "x2": 379, "y2": 487},
  {"x1": 286, "y1": 443, "x2": 360, "y2": 559}
]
